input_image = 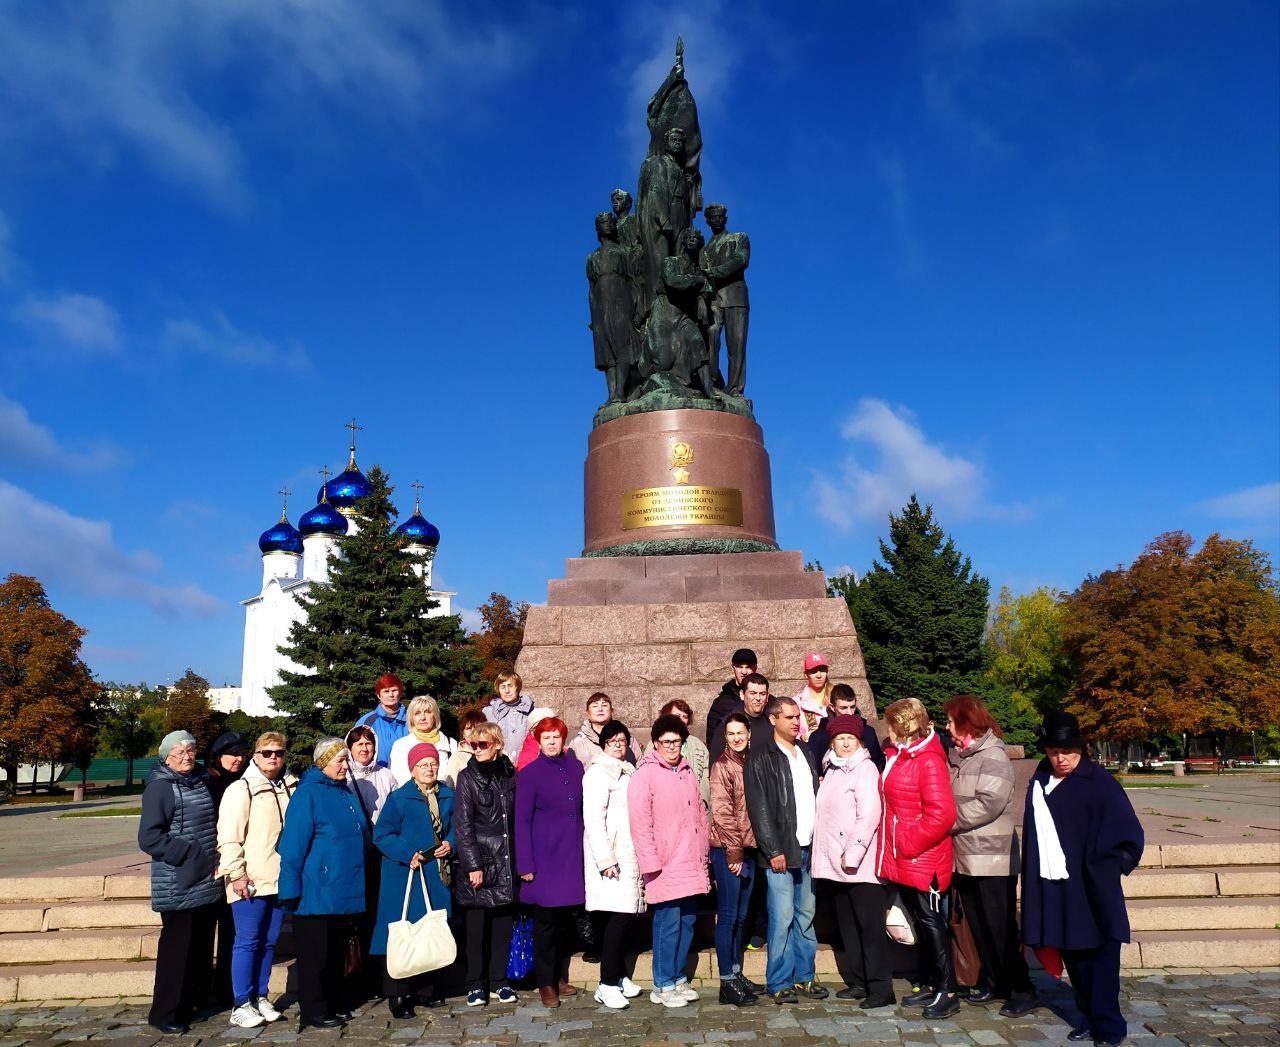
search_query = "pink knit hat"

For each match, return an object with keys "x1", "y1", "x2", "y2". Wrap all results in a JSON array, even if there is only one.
[{"x1": 406, "y1": 742, "x2": 439, "y2": 769}]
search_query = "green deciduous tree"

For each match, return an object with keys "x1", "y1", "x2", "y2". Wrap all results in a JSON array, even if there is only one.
[
  {"x1": 1062, "y1": 531, "x2": 1280, "y2": 745},
  {"x1": 986, "y1": 586, "x2": 1073, "y2": 716},
  {"x1": 0, "y1": 575, "x2": 99, "y2": 796},
  {"x1": 843, "y1": 497, "x2": 990, "y2": 725},
  {"x1": 99, "y1": 682, "x2": 167, "y2": 786},
  {"x1": 164, "y1": 669, "x2": 215, "y2": 751},
  {"x1": 270, "y1": 466, "x2": 482, "y2": 757}
]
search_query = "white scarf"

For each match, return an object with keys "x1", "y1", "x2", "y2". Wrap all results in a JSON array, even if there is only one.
[{"x1": 1032, "y1": 779, "x2": 1069, "y2": 881}]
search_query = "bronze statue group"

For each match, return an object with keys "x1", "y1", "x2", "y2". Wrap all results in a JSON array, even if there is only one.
[{"x1": 138, "y1": 656, "x2": 1144, "y2": 1046}]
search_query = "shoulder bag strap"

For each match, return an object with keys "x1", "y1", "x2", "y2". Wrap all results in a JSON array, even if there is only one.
[{"x1": 400, "y1": 864, "x2": 435, "y2": 920}]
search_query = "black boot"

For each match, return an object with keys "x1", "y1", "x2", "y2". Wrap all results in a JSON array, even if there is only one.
[
  {"x1": 922, "y1": 992, "x2": 960, "y2": 1019},
  {"x1": 388, "y1": 996, "x2": 415, "y2": 1020},
  {"x1": 718, "y1": 979, "x2": 757, "y2": 1007},
  {"x1": 736, "y1": 972, "x2": 765, "y2": 995},
  {"x1": 903, "y1": 984, "x2": 935, "y2": 1005}
]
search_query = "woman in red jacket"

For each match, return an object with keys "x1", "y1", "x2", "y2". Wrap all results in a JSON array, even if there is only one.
[{"x1": 876, "y1": 698, "x2": 959, "y2": 1019}]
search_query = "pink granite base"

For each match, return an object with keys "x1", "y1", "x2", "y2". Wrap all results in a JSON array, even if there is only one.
[{"x1": 516, "y1": 551, "x2": 877, "y2": 734}]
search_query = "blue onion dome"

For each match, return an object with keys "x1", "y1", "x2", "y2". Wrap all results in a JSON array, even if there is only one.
[
  {"x1": 396, "y1": 493, "x2": 441, "y2": 548},
  {"x1": 258, "y1": 512, "x2": 303, "y2": 554},
  {"x1": 299, "y1": 487, "x2": 349, "y2": 537},
  {"x1": 317, "y1": 449, "x2": 372, "y2": 512}
]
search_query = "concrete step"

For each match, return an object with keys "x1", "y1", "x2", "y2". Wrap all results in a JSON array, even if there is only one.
[
  {"x1": 1128, "y1": 928, "x2": 1280, "y2": 968},
  {"x1": 1143, "y1": 840, "x2": 1280, "y2": 868},
  {"x1": 0, "y1": 875, "x2": 107, "y2": 903},
  {"x1": 1217, "y1": 865, "x2": 1280, "y2": 896},
  {"x1": 0, "y1": 902, "x2": 50, "y2": 933},
  {"x1": 0, "y1": 958, "x2": 293, "y2": 1004},
  {"x1": 1124, "y1": 866, "x2": 1219, "y2": 898},
  {"x1": 44, "y1": 898, "x2": 158, "y2": 931},
  {"x1": 1127, "y1": 895, "x2": 1280, "y2": 931},
  {"x1": 0, "y1": 926, "x2": 158, "y2": 963}
]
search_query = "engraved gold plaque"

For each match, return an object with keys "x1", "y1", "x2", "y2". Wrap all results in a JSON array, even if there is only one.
[{"x1": 622, "y1": 484, "x2": 744, "y2": 529}]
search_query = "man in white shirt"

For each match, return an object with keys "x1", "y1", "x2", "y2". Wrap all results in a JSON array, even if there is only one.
[{"x1": 743, "y1": 696, "x2": 825, "y2": 1004}]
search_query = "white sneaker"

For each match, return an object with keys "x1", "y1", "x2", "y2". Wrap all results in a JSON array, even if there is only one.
[
  {"x1": 254, "y1": 997, "x2": 281, "y2": 1022},
  {"x1": 230, "y1": 1004, "x2": 264, "y2": 1028},
  {"x1": 649, "y1": 987, "x2": 688, "y2": 1008},
  {"x1": 594, "y1": 983, "x2": 629, "y2": 1009},
  {"x1": 621, "y1": 977, "x2": 642, "y2": 998},
  {"x1": 674, "y1": 981, "x2": 700, "y2": 1002}
]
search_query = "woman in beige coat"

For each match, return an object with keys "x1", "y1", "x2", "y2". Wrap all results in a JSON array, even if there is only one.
[{"x1": 216, "y1": 732, "x2": 298, "y2": 1028}]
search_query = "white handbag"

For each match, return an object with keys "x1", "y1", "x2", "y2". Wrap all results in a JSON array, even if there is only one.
[
  {"x1": 385, "y1": 866, "x2": 457, "y2": 979},
  {"x1": 885, "y1": 889, "x2": 917, "y2": 945}
]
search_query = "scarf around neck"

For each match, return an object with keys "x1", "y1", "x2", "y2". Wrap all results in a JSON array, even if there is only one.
[{"x1": 411, "y1": 724, "x2": 442, "y2": 745}]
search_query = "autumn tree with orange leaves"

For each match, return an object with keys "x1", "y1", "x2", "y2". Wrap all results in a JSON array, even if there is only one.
[
  {"x1": 0, "y1": 575, "x2": 100, "y2": 796},
  {"x1": 469, "y1": 592, "x2": 529, "y2": 688},
  {"x1": 1061, "y1": 532, "x2": 1280, "y2": 745}
]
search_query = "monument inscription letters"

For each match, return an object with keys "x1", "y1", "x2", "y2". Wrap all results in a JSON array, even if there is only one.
[{"x1": 622, "y1": 484, "x2": 744, "y2": 529}]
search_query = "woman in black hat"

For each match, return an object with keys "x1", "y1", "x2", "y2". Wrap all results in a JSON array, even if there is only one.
[{"x1": 1020, "y1": 712, "x2": 1144, "y2": 1047}]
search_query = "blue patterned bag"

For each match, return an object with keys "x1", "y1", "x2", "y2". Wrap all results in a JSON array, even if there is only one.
[{"x1": 506, "y1": 914, "x2": 534, "y2": 981}]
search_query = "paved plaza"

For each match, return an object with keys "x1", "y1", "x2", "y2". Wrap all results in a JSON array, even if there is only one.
[{"x1": 0, "y1": 969, "x2": 1277, "y2": 1046}]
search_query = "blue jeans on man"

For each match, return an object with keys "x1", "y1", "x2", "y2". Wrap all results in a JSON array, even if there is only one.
[
  {"x1": 711, "y1": 847, "x2": 755, "y2": 977},
  {"x1": 764, "y1": 846, "x2": 817, "y2": 994},
  {"x1": 229, "y1": 895, "x2": 286, "y2": 1006},
  {"x1": 650, "y1": 896, "x2": 698, "y2": 991}
]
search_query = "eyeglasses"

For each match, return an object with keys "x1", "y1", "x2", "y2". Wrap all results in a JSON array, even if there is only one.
[
  {"x1": 257, "y1": 749, "x2": 286, "y2": 758},
  {"x1": 656, "y1": 738, "x2": 683, "y2": 748},
  {"x1": 473, "y1": 740, "x2": 493, "y2": 751}
]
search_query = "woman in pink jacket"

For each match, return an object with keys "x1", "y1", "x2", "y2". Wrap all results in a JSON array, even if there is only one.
[
  {"x1": 811, "y1": 714, "x2": 894, "y2": 1009},
  {"x1": 627, "y1": 713, "x2": 710, "y2": 1010}
]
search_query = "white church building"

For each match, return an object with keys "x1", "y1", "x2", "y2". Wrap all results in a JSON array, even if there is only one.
[{"x1": 227, "y1": 437, "x2": 454, "y2": 717}]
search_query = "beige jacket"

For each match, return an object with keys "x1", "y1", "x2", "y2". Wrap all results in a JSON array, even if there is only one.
[
  {"x1": 948, "y1": 729, "x2": 1019, "y2": 876},
  {"x1": 216, "y1": 763, "x2": 298, "y2": 902}
]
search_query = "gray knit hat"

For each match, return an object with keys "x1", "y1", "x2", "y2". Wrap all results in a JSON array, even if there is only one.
[
  {"x1": 312, "y1": 736, "x2": 348, "y2": 770},
  {"x1": 158, "y1": 730, "x2": 196, "y2": 759}
]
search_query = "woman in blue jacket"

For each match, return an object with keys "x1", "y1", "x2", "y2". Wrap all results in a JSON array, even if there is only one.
[
  {"x1": 277, "y1": 738, "x2": 370, "y2": 1032},
  {"x1": 372, "y1": 741, "x2": 456, "y2": 1019}
]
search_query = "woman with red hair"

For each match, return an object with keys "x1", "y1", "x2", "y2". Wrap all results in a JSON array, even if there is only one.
[
  {"x1": 514, "y1": 716, "x2": 586, "y2": 1008},
  {"x1": 354, "y1": 673, "x2": 409, "y2": 767},
  {"x1": 944, "y1": 694, "x2": 1038, "y2": 1017}
]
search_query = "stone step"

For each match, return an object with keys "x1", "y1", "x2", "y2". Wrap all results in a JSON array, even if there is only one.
[
  {"x1": 0, "y1": 957, "x2": 293, "y2": 1004},
  {"x1": 1128, "y1": 928, "x2": 1280, "y2": 968},
  {"x1": 1123, "y1": 866, "x2": 1220, "y2": 898},
  {"x1": 0, "y1": 902, "x2": 50, "y2": 933},
  {"x1": 1143, "y1": 840, "x2": 1280, "y2": 868},
  {"x1": 0, "y1": 926, "x2": 158, "y2": 963},
  {"x1": 1217, "y1": 864, "x2": 1280, "y2": 896},
  {"x1": 0, "y1": 875, "x2": 107, "y2": 903},
  {"x1": 1126, "y1": 895, "x2": 1280, "y2": 931},
  {"x1": 44, "y1": 898, "x2": 158, "y2": 931}
]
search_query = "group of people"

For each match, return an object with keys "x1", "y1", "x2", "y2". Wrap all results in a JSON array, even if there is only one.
[{"x1": 137, "y1": 653, "x2": 1145, "y2": 1047}]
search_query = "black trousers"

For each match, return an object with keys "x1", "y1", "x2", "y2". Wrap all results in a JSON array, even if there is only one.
[
  {"x1": 383, "y1": 970, "x2": 433, "y2": 999},
  {"x1": 900, "y1": 885, "x2": 956, "y2": 993},
  {"x1": 597, "y1": 911, "x2": 634, "y2": 987},
  {"x1": 212, "y1": 899, "x2": 234, "y2": 1006},
  {"x1": 744, "y1": 866, "x2": 768, "y2": 945},
  {"x1": 530, "y1": 904, "x2": 574, "y2": 989},
  {"x1": 150, "y1": 903, "x2": 219, "y2": 1026},
  {"x1": 292, "y1": 915, "x2": 349, "y2": 1023},
  {"x1": 1063, "y1": 941, "x2": 1125, "y2": 1043},
  {"x1": 953, "y1": 873, "x2": 1034, "y2": 998},
  {"x1": 830, "y1": 882, "x2": 892, "y2": 996},
  {"x1": 463, "y1": 904, "x2": 515, "y2": 991}
]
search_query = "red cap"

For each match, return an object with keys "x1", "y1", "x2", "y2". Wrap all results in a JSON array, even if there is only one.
[
  {"x1": 406, "y1": 742, "x2": 439, "y2": 770},
  {"x1": 803, "y1": 651, "x2": 828, "y2": 672}
]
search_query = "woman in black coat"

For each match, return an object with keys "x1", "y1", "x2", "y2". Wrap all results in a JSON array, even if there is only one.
[
  {"x1": 452, "y1": 720, "x2": 519, "y2": 1006},
  {"x1": 1020, "y1": 712, "x2": 1144, "y2": 1047}
]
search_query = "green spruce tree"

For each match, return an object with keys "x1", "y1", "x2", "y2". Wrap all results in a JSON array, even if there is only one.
[
  {"x1": 845, "y1": 496, "x2": 991, "y2": 725},
  {"x1": 270, "y1": 466, "x2": 481, "y2": 757}
]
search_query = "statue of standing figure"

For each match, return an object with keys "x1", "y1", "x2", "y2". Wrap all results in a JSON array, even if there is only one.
[
  {"x1": 641, "y1": 227, "x2": 716, "y2": 399},
  {"x1": 700, "y1": 203, "x2": 750, "y2": 397},
  {"x1": 637, "y1": 126, "x2": 694, "y2": 322},
  {"x1": 586, "y1": 212, "x2": 638, "y2": 403}
]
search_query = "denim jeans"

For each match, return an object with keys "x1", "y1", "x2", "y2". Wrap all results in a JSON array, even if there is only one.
[
  {"x1": 650, "y1": 896, "x2": 698, "y2": 991},
  {"x1": 764, "y1": 846, "x2": 817, "y2": 993},
  {"x1": 711, "y1": 847, "x2": 755, "y2": 977},
  {"x1": 229, "y1": 895, "x2": 286, "y2": 1006}
]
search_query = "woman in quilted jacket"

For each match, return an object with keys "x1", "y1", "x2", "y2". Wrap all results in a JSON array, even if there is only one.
[{"x1": 876, "y1": 697, "x2": 959, "y2": 1019}]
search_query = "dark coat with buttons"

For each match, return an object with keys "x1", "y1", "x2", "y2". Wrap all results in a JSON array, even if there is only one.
[
  {"x1": 452, "y1": 755, "x2": 517, "y2": 909},
  {"x1": 514, "y1": 752, "x2": 585, "y2": 908}
]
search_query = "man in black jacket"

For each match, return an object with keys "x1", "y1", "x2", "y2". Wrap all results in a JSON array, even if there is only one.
[
  {"x1": 706, "y1": 648, "x2": 757, "y2": 744},
  {"x1": 744, "y1": 697, "x2": 826, "y2": 1005},
  {"x1": 805, "y1": 684, "x2": 885, "y2": 771},
  {"x1": 709, "y1": 670, "x2": 772, "y2": 761}
]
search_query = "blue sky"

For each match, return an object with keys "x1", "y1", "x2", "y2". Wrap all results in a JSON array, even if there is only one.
[{"x1": 0, "y1": 1, "x2": 1276, "y2": 688}]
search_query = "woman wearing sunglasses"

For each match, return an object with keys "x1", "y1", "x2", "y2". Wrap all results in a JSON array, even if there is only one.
[
  {"x1": 215, "y1": 732, "x2": 298, "y2": 1029},
  {"x1": 452, "y1": 721, "x2": 520, "y2": 1006}
]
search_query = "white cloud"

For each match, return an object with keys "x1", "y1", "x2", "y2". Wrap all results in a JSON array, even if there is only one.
[
  {"x1": 1196, "y1": 482, "x2": 1280, "y2": 521},
  {"x1": 815, "y1": 398, "x2": 1029, "y2": 529},
  {"x1": 0, "y1": 209, "x2": 16, "y2": 282},
  {"x1": 457, "y1": 606, "x2": 484, "y2": 634},
  {"x1": 11, "y1": 292, "x2": 122, "y2": 351},
  {"x1": 0, "y1": 2, "x2": 540, "y2": 209},
  {"x1": 0, "y1": 480, "x2": 220, "y2": 617},
  {"x1": 162, "y1": 311, "x2": 308, "y2": 369},
  {"x1": 0, "y1": 391, "x2": 126, "y2": 471}
]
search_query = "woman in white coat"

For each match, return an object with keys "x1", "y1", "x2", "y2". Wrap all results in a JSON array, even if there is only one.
[
  {"x1": 388, "y1": 696, "x2": 457, "y2": 787},
  {"x1": 582, "y1": 721, "x2": 645, "y2": 1010}
]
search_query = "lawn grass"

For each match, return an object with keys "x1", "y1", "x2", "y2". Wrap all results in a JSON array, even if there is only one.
[{"x1": 58, "y1": 806, "x2": 143, "y2": 819}]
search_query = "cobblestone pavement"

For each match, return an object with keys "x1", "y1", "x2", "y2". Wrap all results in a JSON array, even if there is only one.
[{"x1": 0, "y1": 971, "x2": 1276, "y2": 1047}]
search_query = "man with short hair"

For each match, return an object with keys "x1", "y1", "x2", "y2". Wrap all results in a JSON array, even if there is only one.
[
  {"x1": 709, "y1": 670, "x2": 772, "y2": 761},
  {"x1": 805, "y1": 683, "x2": 885, "y2": 771},
  {"x1": 355, "y1": 674, "x2": 408, "y2": 768},
  {"x1": 744, "y1": 697, "x2": 825, "y2": 1004},
  {"x1": 706, "y1": 648, "x2": 757, "y2": 746}
]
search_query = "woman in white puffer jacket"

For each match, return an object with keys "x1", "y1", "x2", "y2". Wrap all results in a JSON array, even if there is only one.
[{"x1": 582, "y1": 720, "x2": 645, "y2": 1009}]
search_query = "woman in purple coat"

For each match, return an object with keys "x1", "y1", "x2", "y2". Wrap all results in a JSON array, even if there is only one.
[{"x1": 515, "y1": 716, "x2": 586, "y2": 1009}]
